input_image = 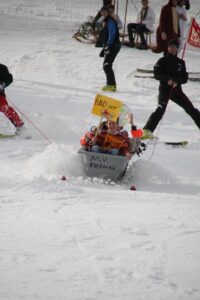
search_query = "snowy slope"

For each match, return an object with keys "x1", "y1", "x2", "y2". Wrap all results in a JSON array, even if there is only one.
[{"x1": 0, "y1": 1, "x2": 200, "y2": 300}]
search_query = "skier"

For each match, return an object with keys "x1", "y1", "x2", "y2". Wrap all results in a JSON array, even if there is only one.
[
  {"x1": 93, "y1": 0, "x2": 113, "y2": 25},
  {"x1": 99, "y1": 5, "x2": 121, "y2": 92},
  {"x1": 0, "y1": 63, "x2": 24, "y2": 134},
  {"x1": 95, "y1": 5, "x2": 123, "y2": 47},
  {"x1": 97, "y1": 5, "x2": 123, "y2": 30},
  {"x1": 142, "y1": 39, "x2": 200, "y2": 139}
]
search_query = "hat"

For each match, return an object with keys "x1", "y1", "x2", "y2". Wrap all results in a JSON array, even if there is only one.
[{"x1": 168, "y1": 39, "x2": 179, "y2": 48}]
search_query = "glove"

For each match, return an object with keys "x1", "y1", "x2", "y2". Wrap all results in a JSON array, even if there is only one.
[
  {"x1": 104, "y1": 45, "x2": 110, "y2": 56},
  {"x1": 0, "y1": 83, "x2": 5, "y2": 92}
]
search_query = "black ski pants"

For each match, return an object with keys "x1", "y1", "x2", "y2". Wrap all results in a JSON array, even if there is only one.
[
  {"x1": 103, "y1": 45, "x2": 121, "y2": 86},
  {"x1": 144, "y1": 86, "x2": 200, "y2": 132},
  {"x1": 127, "y1": 23, "x2": 149, "y2": 46}
]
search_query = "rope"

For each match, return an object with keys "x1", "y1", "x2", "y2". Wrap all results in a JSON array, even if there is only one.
[
  {"x1": 7, "y1": 96, "x2": 52, "y2": 144},
  {"x1": 147, "y1": 86, "x2": 174, "y2": 162}
]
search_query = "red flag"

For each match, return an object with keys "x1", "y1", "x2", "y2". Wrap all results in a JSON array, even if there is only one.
[{"x1": 187, "y1": 17, "x2": 200, "y2": 48}]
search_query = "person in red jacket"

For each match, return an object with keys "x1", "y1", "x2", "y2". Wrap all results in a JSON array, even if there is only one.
[
  {"x1": 0, "y1": 63, "x2": 24, "y2": 133},
  {"x1": 80, "y1": 121, "x2": 108, "y2": 150},
  {"x1": 152, "y1": 0, "x2": 180, "y2": 54},
  {"x1": 80, "y1": 126, "x2": 98, "y2": 150},
  {"x1": 90, "y1": 120, "x2": 132, "y2": 159},
  {"x1": 80, "y1": 113, "x2": 145, "y2": 157}
]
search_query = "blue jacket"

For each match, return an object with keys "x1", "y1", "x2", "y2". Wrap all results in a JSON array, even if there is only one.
[{"x1": 103, "y1": 17, "x2": 120, "y2": 46}]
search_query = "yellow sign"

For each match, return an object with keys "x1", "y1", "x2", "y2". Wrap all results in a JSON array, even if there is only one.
[{"x1": 91, "y1": 94, "x2": 123, "y2": 121}]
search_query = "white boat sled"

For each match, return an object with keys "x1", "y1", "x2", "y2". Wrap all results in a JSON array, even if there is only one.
[{"x1": 78, "y1": 149, "x2": 130, "y2": 181}]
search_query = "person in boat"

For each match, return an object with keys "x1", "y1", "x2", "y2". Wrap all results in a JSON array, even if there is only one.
[
  {"x1": 80, "y1": 113, "x2": 143, "y2": 153},
  {"x1": 90, "y1": 119, "x2": 132, "y2": 159},
  {"x1": 80, "y1": 121, "x2": 108, "y2": 150},
  {"x1": 118, "y1": 112, "x2": 144, "y2": 155}
]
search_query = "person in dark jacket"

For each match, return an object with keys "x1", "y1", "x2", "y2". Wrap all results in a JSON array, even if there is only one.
[
  {"x1": 93, "y1": 0, "x2": 113, "y2": 24},
  {"x1": 0, "y1": 64, "x2": 24, "y2": 133},
  {"x1": 99, "y1": 6, "x2": 121, "y2": 92},
  {"x1": 142, "y1": 39, "x2": 200, "y2": 139}
]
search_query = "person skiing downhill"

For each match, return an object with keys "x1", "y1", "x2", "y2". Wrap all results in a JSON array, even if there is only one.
[
  {"x1": 142, "y1": 39, "x2": 200, "y2": 139},
  {"x1": 99, "y1": 5, "x2": 121, "y2": 92},
  {"x1": 0, "y1": 63, "x2": 24, "y2": 134}
]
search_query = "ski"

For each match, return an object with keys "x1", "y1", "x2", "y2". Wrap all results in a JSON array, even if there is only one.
[
  {"x1": 0, "y1": 133, "x2": 32, "y2": 139},
  {"x1": 164, "y1": 141, "x2": 188, "y2": 146},
  {"x1": 136, "y1": 68, "x2": 154, "y2": 73},
  {"x1": 134, "y1": 74, "x2": 154, "y2": 79},
  {"x1": 134, "y1": 73, "x2": 200, "y2": 82},
  {"x1": 0, "y1": 133, "x2": 16, "y2": 139},
  {"x1": 136, "y1": 68, "x2": 200, "y2": 76},
  {"x1": 146, "y1": 139, "x2": 188, "y2": 147}
]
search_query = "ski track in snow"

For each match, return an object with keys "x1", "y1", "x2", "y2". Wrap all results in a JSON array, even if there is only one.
[{"x1": 0, "y1": 1, "x2": 200, "y2": 300}]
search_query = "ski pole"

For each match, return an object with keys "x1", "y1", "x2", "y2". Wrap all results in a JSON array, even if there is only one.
[{"x1": 148, "y1": 86, "x2": 174, "y2": 161}]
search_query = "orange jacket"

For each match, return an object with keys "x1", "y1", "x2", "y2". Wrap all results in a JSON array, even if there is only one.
[
  {"x1": 80, "y1": 131, "x2": 95, "y2": 148},
  {"x1": 94, "y1": 131, "x2": 131, "y2": 156}
]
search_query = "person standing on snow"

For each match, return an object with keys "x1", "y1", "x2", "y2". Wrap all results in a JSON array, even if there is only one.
[
  {"x1": 99, "y1": 5, "x2": 121, "y2": 92},
  {"x1": 176, "y1": 0, "x2": 189, "y2": 51},
  {"x1": 152, "y1": 0, "x2": 180, "y2": 55},
  {"x1": 0, "y1": 63, "x2": 24, "y2": 134},
  {"x1": 97, "y1": 5, "x2": 123, "y2": 30},
  {"x1": 142, "y1": 39, "x2": 200, "y2": 139},
  {"x1": 95, "y1": 5, "x2": 123, "y2": 47},
  {"x1": 93, "y1": 0, "x2": 113, "y2": 25}
]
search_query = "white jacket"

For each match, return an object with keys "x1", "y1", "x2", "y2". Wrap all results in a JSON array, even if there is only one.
[
  {"x1": 136, "y1": 6, "x2": 156, "y2": 32},
  {"x1": 176, "y1": 6, "x2": 187, "y2": 38}
]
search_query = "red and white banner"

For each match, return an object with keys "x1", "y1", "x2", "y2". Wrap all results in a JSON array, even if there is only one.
[{"x1": 187, "y1": 17, "x2": 200, "y2": 48}]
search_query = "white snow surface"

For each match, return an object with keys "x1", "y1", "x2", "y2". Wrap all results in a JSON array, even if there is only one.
[{"x1": 0, "y1": 1, "x2": 200, "y2": 299}]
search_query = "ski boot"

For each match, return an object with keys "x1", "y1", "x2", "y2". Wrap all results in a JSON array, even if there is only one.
[
  {"x1": 101, "y1": 85, "x2": 116, "y2": 92},
  {"x1": 15, "y1": 124, "x2": 25, "y2": 135},
  {"x1": 141, "y1": 129, "x2": 154, "y2": 140}
]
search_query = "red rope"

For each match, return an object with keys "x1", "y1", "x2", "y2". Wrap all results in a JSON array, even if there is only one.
[{"x1": 7, "y1": 96, "x2": 52, "y2": 144}]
